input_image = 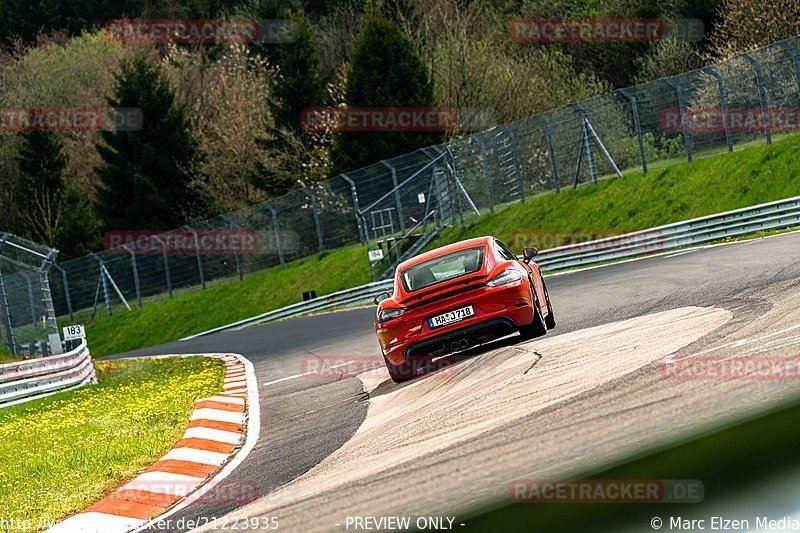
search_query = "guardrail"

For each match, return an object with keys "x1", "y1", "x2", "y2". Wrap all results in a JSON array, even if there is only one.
[
  {"x1": 0, "y1": 339, "x2": 96, "y2": 408},
  {"x1": 183, "y1": 196, "x2": 800, "y2": 339},
  {"x1": 181, "y1": 281, "x2": 394, "y2": 340},
  {"x1": 535, "y1": 195, "x2": 800, "y2": 271}
]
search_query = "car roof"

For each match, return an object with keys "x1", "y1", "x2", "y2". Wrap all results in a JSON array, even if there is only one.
[{"x1": 397, "y1": 236, "x2": 494, "y2": 271}]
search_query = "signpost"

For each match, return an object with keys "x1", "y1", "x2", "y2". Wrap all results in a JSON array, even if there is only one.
[{"x1": 62, "y1": 324, "x2": 86, "y2": 351}]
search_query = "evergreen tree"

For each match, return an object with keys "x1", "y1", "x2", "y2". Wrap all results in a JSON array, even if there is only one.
[
  {"x1": 330, "y1": 13, "x2": 441, "y2": 175},
  {"x1": 260, "y1": 8, "x2": 327, "y2": 136},
  {"x1": 13, "y1": 132, "x2": 99, "y2": 258},
  {"x1": 14, "y1": 132, "x2": 68, "y2": 246},
  {"x1": 253, "y1": 5, "x2": 329, "y2": 196},
  {"x1": 95, "y1": 55, "x2": 203, "y2": 232}
]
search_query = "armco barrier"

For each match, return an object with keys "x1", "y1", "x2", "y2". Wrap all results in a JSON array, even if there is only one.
[
  {"x1": 535, "y1": 195, "x2": 800, "y2": 270},
  {"x1": 184, "y1": 196, "x2": 800, "y2": 339},
  {"x1": 0, "y1": 339, "x2": 96, "y2": 408}
]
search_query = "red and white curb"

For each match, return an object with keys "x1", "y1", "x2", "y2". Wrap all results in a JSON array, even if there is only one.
[{"x1": 48, "y1": 353, "x2": 259, "y2": 533}]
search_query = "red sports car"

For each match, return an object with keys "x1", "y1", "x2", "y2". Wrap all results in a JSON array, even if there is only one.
[{"x1": 373, "y1": 236, "x2": 555, "y2": 382}]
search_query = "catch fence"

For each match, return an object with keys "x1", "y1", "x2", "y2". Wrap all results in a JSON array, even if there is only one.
[{"x1": 48, "y1": 37, "x2": 800, "y2": 324}]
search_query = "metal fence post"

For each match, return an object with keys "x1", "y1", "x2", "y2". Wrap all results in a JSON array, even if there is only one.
[
  {"x1": 120, "y1": 245, "x2": 143, "y2": 308},
  {"x1": 23, "y1": 272, "x2": 36, "y2": 325},
  {"x1": 742, "y1": 53, "x2": 772, "y2": 144},
  {"x1": 52, "y1": 264, "x2": 73, "y2": 322},
  {"x1": 664, "y1": 78, "x2": 693, "y2": 162},
  {"x1": 470, "y1": 134, "x2": 493, "y2": 213},
  {"x1": 778, "y1": 40, "x2": 800, "y2": 99},
  {"x1": 222, "y1": 217, "x2": 244, "y2": 281},
  {"x1": 91, "y1": 253, "x2": 113, "y2": 316},
  {"x1": 340, "y1": 174, "x2": 365, "y2": 244},
  {"x1": 0, "y1": 264, "x2": 14, "y2": 354},
  {"x1": 265, "y1": 205, "x2": 286, "y2": 268},
  {"x1": 618, "y1": 88, "x2": 647, "y2": 173},
  {"x1": 152, "y1": 236, "x2": 173, "y2": 298},
  {"x1": 380, "y1": 161, "x2": 406, "y2": 233},
  {"x1": 303, "y1": 188, "x2": 325, "y2": 252},
  {"x1": 39, "y1": 249, "x2": 59, "y2": 335},
  {"x1": 569, "y1": 102, "x2": 598, "y2": 185},
  {"x1": 498, "y1": 125, "x2": 525, "y2": 203},
  {"x1": 533, "y1": 116, "x2": 560, "y2": 193},
  {"x1": 703, "y1": 67, "x2": 733, "y2": 153},
  {"x1": 188, "y1": 229, "x2": 206, "y2": 290},
  {"x1": 443, "y1": 146, "x2": 466, "y2": 228}
]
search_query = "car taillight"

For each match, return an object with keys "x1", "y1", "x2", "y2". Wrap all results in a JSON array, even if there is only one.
[
  {"x1": 378, "y1": 308, "x2": 406, "y2": 323},
  {"x1": 487, "y1": 269, "x2": 523, "y2": 287}
]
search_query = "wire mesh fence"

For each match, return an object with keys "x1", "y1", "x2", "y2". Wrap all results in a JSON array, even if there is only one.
[
  {"x1": 0, "y1": 233, "x2": 59, "y2": 356},
  {"x1": 48, "y1": 36, "x2": 800, "y2": 326}
]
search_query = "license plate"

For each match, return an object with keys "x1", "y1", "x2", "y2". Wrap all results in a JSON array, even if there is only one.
[{"x1": 428, "y1": 306, "x2": 475, "y2": 329}]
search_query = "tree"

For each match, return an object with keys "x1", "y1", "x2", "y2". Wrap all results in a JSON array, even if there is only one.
[
  {"x1": 14, "y1": 132, "x2": 68, "y2": 245},
  {"x1": 262, "y1": 9, "x2": 327, "y2": 136},
  {"x1": 709, "y1": 0, "x2": 800, "y2": 59},
  {"x1": 164, "y1": 43, "x2": 286, "y2": 212},
  {"x1": 13, "y1": 132, "x2": 99, "y2": 258},
  {"x1": 0, "y1": 0, "x2": 144, "y2": 46},
  {"x1": 330, "y1": 13, "x2": 441, "y2": 175},
  {"x1": 1, "y1": 32, "x2": 129, "y2": 198},
  {"x1": 95, "y1": 55, "x2": 203, "y2": 232},
  {"x1": 0, "y1": 0, "x2": 238, "y2": 46},
  {"x1": 254, "y1": 6, "x2": 331, "y2": 195},
  {"x1": 634, "y1": 37, "x2": 705, "y2": 84}
]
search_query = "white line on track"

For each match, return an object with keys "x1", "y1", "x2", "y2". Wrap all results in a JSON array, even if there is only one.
[
  {"x1": 262, "y1": 359, "x2": 359, "y2": 387},
  {"x1": 663, "y1": 249, "x2": 699, "y2": 258}
]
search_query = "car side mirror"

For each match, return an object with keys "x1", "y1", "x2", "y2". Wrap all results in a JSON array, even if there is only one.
[
  {"x1": 373, "y1": 291, "x2": 390, "y2": 305},
  {"x1": 523, "y1": 247, "x2": 539, "y2": 263}
]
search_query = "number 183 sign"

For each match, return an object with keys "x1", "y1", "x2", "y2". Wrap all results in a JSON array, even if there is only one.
[{"x1": 63, "y1": 325, "x2": 86, "y2": 342}]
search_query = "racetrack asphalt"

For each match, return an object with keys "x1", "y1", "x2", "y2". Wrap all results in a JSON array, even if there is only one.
[{"x1": 116, "y1": 232, "x2": 800, "y2": 532}]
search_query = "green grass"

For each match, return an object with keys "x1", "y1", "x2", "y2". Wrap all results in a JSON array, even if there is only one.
[
  {"x1": 432, "y1": 133, "x2": 800, "y2": 252},
  {"x1": 0, "y1": 352, "x2": 23, "y2": 364},
  {"x1": 81, "y1": 244, "x2": 372, "y2": 356},
  {"x1": 0, "y1": 356, "x2": 224, "y2": 526},
  {"x1": 463, "y1": 397, "x2": 800, "y2": 531},
  {"x1": 83, "y1": 134, "x2": 800, "y2": 356}
]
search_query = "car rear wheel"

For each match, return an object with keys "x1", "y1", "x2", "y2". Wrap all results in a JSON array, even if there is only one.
[
  {"x1": 383, "y1": 353, "x2": 417, "y2": 383},
  {"x1": 543, "y1": 280, "x2": 556, "y2": 329},
  {"x1": 519, "y1": 287, "x2": 547, "y2": 340}
]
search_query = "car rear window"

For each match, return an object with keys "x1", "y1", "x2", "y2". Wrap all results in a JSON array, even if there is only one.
[{"x1": 401, "y1": 247, "x2": 484, "y2": 292}]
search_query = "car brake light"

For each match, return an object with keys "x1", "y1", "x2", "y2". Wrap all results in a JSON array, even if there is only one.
[
  {"x1": 378, "y1": 308, "x2": 406, "y2": 323},
  {"x1": 487, "y1": 269, "x2": 523, "y2": 287}
]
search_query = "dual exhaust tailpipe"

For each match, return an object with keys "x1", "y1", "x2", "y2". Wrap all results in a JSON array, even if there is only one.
[{"x1": 450, "y1": 338, "x2": 470, "y2": 352}]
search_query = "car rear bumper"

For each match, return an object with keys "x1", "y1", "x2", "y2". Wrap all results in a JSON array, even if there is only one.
[{"x1": 377, "y1": 282, "x2": 534, "y2": 366}]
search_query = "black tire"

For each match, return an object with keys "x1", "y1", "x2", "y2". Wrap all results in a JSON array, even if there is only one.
[
  {"x1": 383, "y1": 353, "x2": 416, "y2": 383},
  {"x1": 519, "y1": 286, "x2": 547, "y2": 340},
  {"x1": 543, "y1": 280, "x2": 556, "y2": 329}
]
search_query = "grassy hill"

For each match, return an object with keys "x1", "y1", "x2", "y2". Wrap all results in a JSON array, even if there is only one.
[{"x1": 81, "y1": 134, "x2": 800, "y2": 355}]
